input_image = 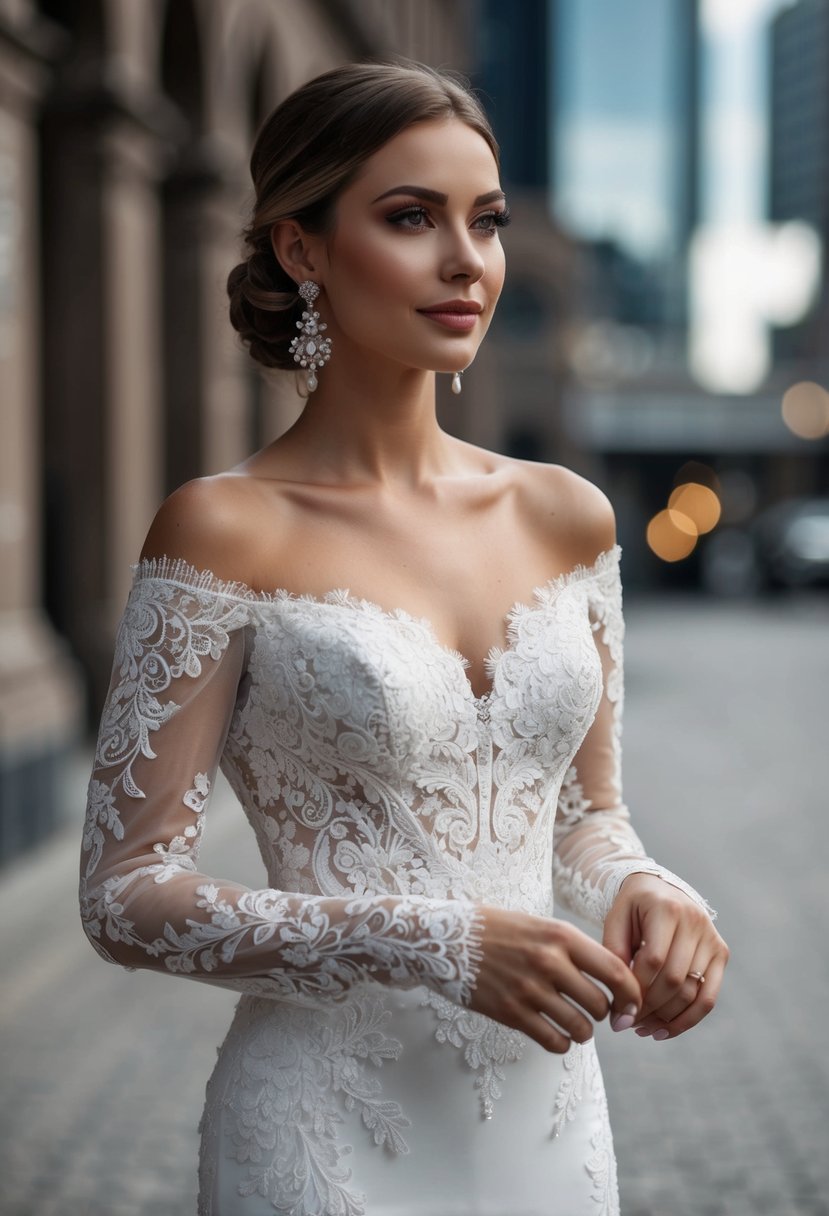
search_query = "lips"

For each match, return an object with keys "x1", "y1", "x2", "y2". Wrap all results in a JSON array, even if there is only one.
[
  {"x1": 417, "y1": 300, "x2": 482, "y2": 331},
  {"x1": 419, "y1": 300, "x2": 482, "y2": 315}
]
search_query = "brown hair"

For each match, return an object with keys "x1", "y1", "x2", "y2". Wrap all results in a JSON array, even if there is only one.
[{"x1": 226, "y1": 60, "x2": 499, "y2": 370}]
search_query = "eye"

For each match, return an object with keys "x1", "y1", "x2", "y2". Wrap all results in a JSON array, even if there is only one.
[
  {"x1": 386, "y1": 206, "x2": 433, "y2": 231},
  {"x1": 474, "y1": 207, "x2": 512, "y2": 236}
]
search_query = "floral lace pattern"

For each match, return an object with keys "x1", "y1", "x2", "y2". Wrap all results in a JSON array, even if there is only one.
[
  {"x1": 585, "y1": 1051, "x2": 619, "y2": 1215},
  {"x1": 204, "y1": 995, "x2": 408, "y2": 1216},
  {"x1": 422, "y1": 990, "x2": 525, "y2": 1120},
  {"x1": 552, "y1": 1042, "x2": 587, "y2": 1140},
  {"x1": 548, "y1": 1043, "x2": 618, "y2": 1211},
  {"x1": 80, "y1": 545, "x2": 710, "y2": 1214}
]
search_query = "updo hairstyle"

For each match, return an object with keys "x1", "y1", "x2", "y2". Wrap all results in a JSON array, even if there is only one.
[{"x1": 227, "y1": 60, "x2": 499, "y2": 370}]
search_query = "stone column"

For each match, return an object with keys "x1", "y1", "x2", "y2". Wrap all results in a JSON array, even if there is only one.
[
  {"x1": 203, "y1": 183, "x2": 259, "y2": 475},
  {"x1": 0, "y1": 16, "x2": 84, "y2": 863},
  {"x1": 161, "y1": 137, "x2": 254, "y2": 488},
  {"x1": 40, "y1": 67, "x2": 173, "y2": 713},
  {"x1": 104, "y1": 119, "x2": 166, "y2": 595}
]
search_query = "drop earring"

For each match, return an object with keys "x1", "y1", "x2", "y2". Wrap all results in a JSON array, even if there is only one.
[
  {"x1": 451, "y1": 370, "x2": 463, "y2": 395},
  {"x1": 289, "y1": 280, "x2": 332, "y2": 392}
]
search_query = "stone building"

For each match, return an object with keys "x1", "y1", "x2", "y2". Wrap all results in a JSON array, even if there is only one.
[{"x1": 0, "y1": 0, "x2": 574, "y2": 861}]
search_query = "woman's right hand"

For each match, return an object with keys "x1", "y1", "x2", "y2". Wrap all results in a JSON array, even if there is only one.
[{"x1": 468, "y1": 906, "x2": 643, "y2": 1053}]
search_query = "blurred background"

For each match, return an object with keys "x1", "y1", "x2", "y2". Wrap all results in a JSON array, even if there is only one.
[
  {"x1": 2, "y1": 0, "x2": 827, "y2": 861},
  {"x1": 0, "y1": 2, "x2": 827, "y2": 1214}
]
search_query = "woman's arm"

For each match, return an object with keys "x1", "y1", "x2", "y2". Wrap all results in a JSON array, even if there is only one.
[
  {"x1": 80, "y1": 564, "x2": 485, "y2": 1006},
  {"x1": 80, "y1": 480, "x2": 488, "y2": 1009},
  {"x1": 551, "y1": 518, "x2": 728, "y2": 1039}
]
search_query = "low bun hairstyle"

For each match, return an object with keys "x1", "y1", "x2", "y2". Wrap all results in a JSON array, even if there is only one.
[{"x1": 227, "y1": 60, "x2": 499, "y2": 371}]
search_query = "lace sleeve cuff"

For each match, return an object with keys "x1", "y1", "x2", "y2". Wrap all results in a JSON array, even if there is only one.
[{"x1": 604, "y1": 861, "x2": 717, "y2": 923}]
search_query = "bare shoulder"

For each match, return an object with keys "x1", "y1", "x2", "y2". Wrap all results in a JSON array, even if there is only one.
[
  {"x1": 139, "y1": 474, "x2": 285, "y2": 583},
  {"x1": 512, "y1": 459, "x2": 617, "y2": 567}
]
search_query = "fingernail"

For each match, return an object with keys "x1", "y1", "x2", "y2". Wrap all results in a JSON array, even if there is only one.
[
  {"x1": 635, "y1": 1027, "x2": 651, "y2": 1037},
  {"x1": 652, "y1": 1029, "x2": 670, "y2": 1041},
  {"x1": 610, "y1": 1004, "x2": 639, "y2": 1033}
]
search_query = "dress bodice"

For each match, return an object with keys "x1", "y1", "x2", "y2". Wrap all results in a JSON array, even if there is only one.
[
  {"x1": 80, "y1": 544, "x2": 709, "y2": 1011},
  {"x1": 221, "y1": 553, "x2": 607, "y2": 918}
]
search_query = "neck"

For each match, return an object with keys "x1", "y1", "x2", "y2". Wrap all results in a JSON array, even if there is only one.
[{"x1": 278, "y1": 345, "x2": 462, "y2": 489}]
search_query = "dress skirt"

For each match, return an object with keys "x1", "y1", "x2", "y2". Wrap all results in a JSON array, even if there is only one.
[{"x1": 197, "y1": 988, "x2": 619, "y2": 1216}]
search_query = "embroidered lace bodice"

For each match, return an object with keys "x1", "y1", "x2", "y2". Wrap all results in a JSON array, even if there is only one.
[{"x1": 80, "y1": 544, "x2": 708, "y2": 1008}]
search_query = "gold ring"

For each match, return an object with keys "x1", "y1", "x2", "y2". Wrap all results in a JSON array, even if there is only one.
[{"x1": 687, "y1": 970, "x2": 706, "y2": 984}]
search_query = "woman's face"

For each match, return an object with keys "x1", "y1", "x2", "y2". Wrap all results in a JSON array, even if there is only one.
[{"x1": 318, "y1": 117, "x2": 508, "y2": 376}]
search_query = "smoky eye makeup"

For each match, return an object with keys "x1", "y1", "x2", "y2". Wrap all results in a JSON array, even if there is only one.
[
  {"x1": 383, "y1": 202, "x2": 512, "y2": 234},
  {"x1": 478, "y1": 206, "x2": 511, "y2": 230},
  {"x1": 384, "y1": 205, "x2": 432, "y2": 227}
]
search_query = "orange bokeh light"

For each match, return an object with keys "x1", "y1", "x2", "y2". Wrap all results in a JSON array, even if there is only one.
[
  {"x1": 781, "y1": 381, "x2": 829, "y2": 440},
  {"x1": 668, "y1": 482, "x2": 722, "y2": 534},
  {"x1": 646, "y1": 508, "x2": 698, "y2": 562}
]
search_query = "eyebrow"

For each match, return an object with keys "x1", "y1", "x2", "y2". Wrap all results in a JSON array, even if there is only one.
[{"x1": 371, "y1": 185, "x2": 506, "y2": 207}]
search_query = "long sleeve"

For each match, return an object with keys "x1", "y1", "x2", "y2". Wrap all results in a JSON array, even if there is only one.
[
  {"x1": 553, "y1": 551, "x2": 716, "y2": 926},
  {"x1": 79, "y1": 564, "x2": 483, "y2": 1007}
]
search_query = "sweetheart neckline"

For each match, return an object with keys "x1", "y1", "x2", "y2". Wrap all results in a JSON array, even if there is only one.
[{"x1": 131, "y1": 544, "x2": 621, "y2": 707}]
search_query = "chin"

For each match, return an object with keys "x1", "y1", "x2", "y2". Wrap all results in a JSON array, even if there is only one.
[{"x1": 421, "y1": 344, "x2": 480, "y2": 375}]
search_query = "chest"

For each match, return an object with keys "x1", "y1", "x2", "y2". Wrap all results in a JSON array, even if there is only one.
[
  {"x1": 233, "y1": 581, "x2": 604, "y2": 776},
  {"x1": 254, "y1": 501, "x2": 567, "y2": 698}
]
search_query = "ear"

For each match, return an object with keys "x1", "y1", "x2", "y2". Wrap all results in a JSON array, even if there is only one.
[{"x1": 270, "y1": 219, "x2": 326, "y2": 287}]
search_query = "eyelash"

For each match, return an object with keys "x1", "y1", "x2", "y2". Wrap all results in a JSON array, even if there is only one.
[{"x1": 386, "y1": 205, "x2": 512, "y2": 235}]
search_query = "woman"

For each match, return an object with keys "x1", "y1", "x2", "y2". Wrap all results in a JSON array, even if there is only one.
[{"x1": 80, "y1": 61, "x2": 728, "y2": 1215}]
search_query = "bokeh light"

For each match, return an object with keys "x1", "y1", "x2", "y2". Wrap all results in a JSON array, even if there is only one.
[
  {"x1": 781, "y1": 381, "x2": 829, "y2": 440},
  {"x1": 646, "y1": 509, "x2": 698, "y2": 562},
  {"x1": 672, "y1": 460, "x2": 721, "y2": 493},
  {"x1": 758, "y1": 222, "x2": 822, "y2": 327},
  {"x1": 668, "y1": 483, "x2": 722, "y2": 534}
]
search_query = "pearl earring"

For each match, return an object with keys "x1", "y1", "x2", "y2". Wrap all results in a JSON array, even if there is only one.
[
  {"x1": 451, "y1": 371, "x2": 463, "y2": 394},
  {"x1": 289, "y1": 280, "x2": 332, "y2": 392}
]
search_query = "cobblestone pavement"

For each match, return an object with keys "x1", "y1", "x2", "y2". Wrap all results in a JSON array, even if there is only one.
[{"x1": 1, "y1": 592, "x2": 827, "y2": 1216}]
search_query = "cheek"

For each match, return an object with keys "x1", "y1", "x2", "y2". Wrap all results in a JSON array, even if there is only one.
[
  {"x1": 330, "y1": 230, "x2": 423, "y2": 307},
  {"x1": 488, "y1": 245, "x2": 506, "y2": 299}
]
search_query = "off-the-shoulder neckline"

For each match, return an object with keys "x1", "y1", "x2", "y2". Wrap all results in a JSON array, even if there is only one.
[
  {"x1": 130, "y1": 543, "x2": 621, "y2": 612},
  {"x1": 130, "y1": 545, "x2": 621, "y2": 705}
]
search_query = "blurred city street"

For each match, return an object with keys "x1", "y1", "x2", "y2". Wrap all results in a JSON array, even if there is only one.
[{"x1": 1, "y1": 591, "x2": 827, "y2": 1216}]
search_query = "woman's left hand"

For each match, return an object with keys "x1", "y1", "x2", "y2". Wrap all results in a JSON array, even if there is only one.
[{"x1": 602, "y1": 873, "x2": 729, "y2": 1040}]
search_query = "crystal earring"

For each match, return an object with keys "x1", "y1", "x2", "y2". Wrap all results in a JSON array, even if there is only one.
[
  {"x1": 451, "y1": 370, "x2": 463, "y2": 394},
  {"x1": 289, "y1": 280, "x2": 332, "y2": 392}
]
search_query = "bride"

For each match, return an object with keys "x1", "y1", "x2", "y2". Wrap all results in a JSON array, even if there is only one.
[{"x1": 80, "y1": 60, "x2": 728, "y2": 1215}]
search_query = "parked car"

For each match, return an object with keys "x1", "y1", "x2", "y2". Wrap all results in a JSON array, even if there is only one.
[{"x1": 701, "y1": 498, "x2": 829, "y2": 594}]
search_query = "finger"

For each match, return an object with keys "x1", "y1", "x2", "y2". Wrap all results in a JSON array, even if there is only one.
[
  {"x1": 556, "y1": 968, "x2": 613, "y2": 1024},
  {"x1": 639, "y1": 932, "x2": 699, "y2": 1020},
  {"x1": 635, "y1": 952, "x2": 727, "y2": 1040},
  {"x1": 631, "y1": 907, "x2": 689, "y2": 1016},
  {"x1": 602, "y1": 896, "x2": 638, "y2": 968},
  {"x1": 537, "y1": 993, "x2": 595, "y2": 1045},
  {"x1": 568, "y1": 935, "x2": 643, "y2": 1017},
  {"x1": 662, "y1": 952, "x2": 727, "y2": 1038},
  {"x1": 515, "y1": 1007, "x2": 573, "y2": 1055},
  {"x1": 648, "y1": 949, "x2": 711, "y2": 1024},
  {"x1": 632, "y1": 1016, "x2": 669, "y2": 1038}
]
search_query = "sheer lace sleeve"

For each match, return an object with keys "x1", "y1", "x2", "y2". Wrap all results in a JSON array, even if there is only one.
[
  {"x1": 553, "y1": 550, "x2": 716, "y2": 926},
  {"x1": 79, "y1": 562, "x2": 483, "y2": 1007}
]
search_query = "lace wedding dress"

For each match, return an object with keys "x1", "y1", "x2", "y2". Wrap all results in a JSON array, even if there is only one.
[{"x1": 79, "y1": 544, "x2": 711, "y2": 1215}]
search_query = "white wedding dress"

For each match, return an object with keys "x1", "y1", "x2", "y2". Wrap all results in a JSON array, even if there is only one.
[{"x1": 79, "y1": 544, "x2": 711, "y2": 1215}]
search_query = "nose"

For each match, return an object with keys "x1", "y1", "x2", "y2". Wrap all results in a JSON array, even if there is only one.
[{"x1": 440, "y1": 225, "x2": 486, "y2": 284}]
